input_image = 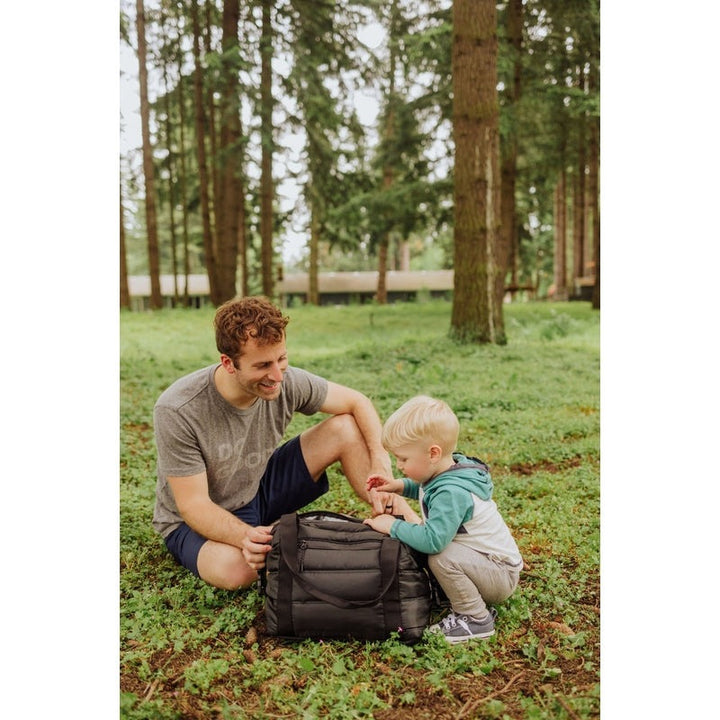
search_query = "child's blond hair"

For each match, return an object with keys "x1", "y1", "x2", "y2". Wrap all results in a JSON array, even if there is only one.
[{"x1": 382, "y1": 395, "x2": 459, "y2": 454}]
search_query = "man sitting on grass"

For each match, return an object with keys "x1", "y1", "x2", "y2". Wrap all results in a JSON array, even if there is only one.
[{"x1": 152, "y1": 295, "x2": 393, "y2": 590}]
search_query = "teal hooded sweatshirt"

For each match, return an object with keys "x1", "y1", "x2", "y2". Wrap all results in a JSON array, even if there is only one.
[{"x1": 389, "y1": 453, "x2": 494, "y2": 555}]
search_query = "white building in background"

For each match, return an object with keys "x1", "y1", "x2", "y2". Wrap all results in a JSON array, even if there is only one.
[{"x1": 126, "y1": 270, "x2": 457, "y2": 310}]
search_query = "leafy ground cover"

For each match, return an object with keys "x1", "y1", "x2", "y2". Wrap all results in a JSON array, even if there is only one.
[{"x1": 120, "y1": 300, "x2": 600, "y2": 719}]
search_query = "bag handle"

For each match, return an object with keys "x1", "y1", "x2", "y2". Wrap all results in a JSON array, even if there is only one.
[{"x1": 277, "y1": 512, "x2": 401, "y2": 609}]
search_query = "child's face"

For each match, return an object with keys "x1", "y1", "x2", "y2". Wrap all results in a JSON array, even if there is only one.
[{"x1": 391, "y1": 442, "x2": 435, "y2": 483}]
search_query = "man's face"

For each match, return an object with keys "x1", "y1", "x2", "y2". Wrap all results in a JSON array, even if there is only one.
[{"x1": 226, "y1": 336, "x2": 289, "y2": 405}]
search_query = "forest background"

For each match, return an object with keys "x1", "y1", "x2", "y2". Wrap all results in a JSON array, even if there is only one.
[
  {"x1": 2, "y1": 1, "x2": 719, "y2": 719},
  {"x1": 119, "y1": 0, "x2": 600, "y2": 327}
]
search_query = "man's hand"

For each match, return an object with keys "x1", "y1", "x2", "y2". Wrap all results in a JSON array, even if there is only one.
[
  {"x1": 240, "y1": 525, "x2": 274, "y2": 571},
  {"x1": 368, "y1": 491, "x2": 422, "y2": 525}
]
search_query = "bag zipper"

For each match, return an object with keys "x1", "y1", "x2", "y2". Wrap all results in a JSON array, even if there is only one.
[
  {"x1": 297, "y1": 538, "x2": 383, "y2": 570},
  {"x1": 297, "y1": 540, "x2": 308, "y2": 571}
]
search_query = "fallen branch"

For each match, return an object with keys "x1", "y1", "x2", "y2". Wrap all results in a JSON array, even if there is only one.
[
  {"x1": 556, "y1": 694, "x2": 582, "y2": 720},
  {"x1": 142, "y1": 677, "x2": 160, "y2": 703}
]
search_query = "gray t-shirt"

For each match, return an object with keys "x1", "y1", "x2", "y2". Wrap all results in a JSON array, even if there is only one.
[{"x1": 152, "y1": 364, "x2": 328, "y2": 537}]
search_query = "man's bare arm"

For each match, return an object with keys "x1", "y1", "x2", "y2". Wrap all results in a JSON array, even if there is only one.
[{"x1": 167, "y1": 472, "x2": 273, "y2": 568}]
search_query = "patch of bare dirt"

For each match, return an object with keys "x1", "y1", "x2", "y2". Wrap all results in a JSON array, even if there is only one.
[{"x1": 506, "y1": 455, "x2": 585, "y2": 476}]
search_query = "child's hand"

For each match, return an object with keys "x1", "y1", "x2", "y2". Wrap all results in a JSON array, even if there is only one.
[
  {"x1": 366, "y1": 474, "x2": 403, "y2": 493},
  {"x1": 363, "y1": 513, "x2": 396, "y2": 535}
]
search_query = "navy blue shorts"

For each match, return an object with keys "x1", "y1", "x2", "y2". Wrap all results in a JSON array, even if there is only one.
[{"x1": 164, "y1": 435, "x2": 328, "y2": 577}]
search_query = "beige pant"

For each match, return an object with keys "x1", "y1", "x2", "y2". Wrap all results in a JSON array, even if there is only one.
[{"x1": 428, "y1": 541, "x2": 521, "y2": 619}]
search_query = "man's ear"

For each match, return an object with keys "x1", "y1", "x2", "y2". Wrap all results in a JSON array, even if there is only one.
[{"x1": 219, "y1": 354, "x2": 236, "y2": 373}]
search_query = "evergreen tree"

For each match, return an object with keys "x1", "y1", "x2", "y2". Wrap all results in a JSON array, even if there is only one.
[
  {"x1": 498, "y1": 0, "x2": 523, "y2": 296},
  {"x1": 279, "y1": 0, "x2": 371, "y2": 303},
  {"x1": 120, "y1": 183, "x2": 131, "y2": 309},
  {"x1": 450, "y1": 0, "x2": 505, "y2": 344},
  {"x1": 259, "y1": 0, "x2": 275, "y2": 296},
  {"x1": 190, "y1": 0, "x2": 220, "y2": 303},
  {"x1": 136, "y1": 0, "x2": 163, "y2": 309},
  {"x1": 214, "y1": 0, "x2": 244, "y2": 303},
  {"x1": 159, "y1": 0, "x2": 181, "y2": 304}
]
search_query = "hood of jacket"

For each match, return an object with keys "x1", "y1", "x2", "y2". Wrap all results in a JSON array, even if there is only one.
[{"x1": 422, "y1": 453, "x2": 494, "y2": 502}]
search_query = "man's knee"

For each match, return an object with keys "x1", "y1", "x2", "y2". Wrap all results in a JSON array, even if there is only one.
[
  {"x1": 325, "y1": 413, "x2": 363, "y2": 444},
  {"x1": 302, "y1": 413, "x2": 363, "y2": 461},
  {"x1": 197, "y1": 542, "x2": 257, "y2": 590}
]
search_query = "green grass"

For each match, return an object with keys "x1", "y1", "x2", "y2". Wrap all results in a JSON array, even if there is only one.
[{"x1": 120, "y1": 300, "x2": 599, "y2": 719}]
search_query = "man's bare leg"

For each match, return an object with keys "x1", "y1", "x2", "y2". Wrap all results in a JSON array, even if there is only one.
[
  {"x1": 196, "y1": 540, "x2": 257, "y2": 590},
  {"x1": 299, "y1": 413, "x2": 376, "y2": 503},
  {"x1": 197, "y1": 414, "x2": 379, "y2": 589}
]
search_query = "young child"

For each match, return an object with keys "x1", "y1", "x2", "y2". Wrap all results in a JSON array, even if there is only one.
[{"x1": 364, "y1": 395, "x2": 523, "y2": 643}]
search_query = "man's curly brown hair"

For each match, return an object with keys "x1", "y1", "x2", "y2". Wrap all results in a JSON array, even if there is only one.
[{"x1": 214, "y1": 296, "x2": 289, "y2": 365}]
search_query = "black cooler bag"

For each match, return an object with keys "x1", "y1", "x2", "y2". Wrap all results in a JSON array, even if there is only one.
[{"x1": 263, "y1": 511, "x2": 432, "y2": 643}]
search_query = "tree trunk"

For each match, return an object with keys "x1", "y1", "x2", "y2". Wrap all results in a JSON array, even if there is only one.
[
  {"x1": 499, "y1": 0, "x2": 522, "y2": 301},
  {"x1": 233, "y1": 0, "x2": 248, "y2": 299},
  {"x1": 573, "y1": 116, "x2": 586, "y2": 283},
  {"x1": 398, "y1": 240, "x2": 410, "y2": 271},
  {"x1": 136, "y1": 0, "x2": 163, "y2": 310},
  {"x1": 588, "y1": 68, "x2": 600, "y2": 310},
  {"x1": 160, "y1": 8, "x2": 179, "y2": 305},
  {"x1": 450, "y1": 0, "x2": 504, "y2": 344},
  {"x1": 553, "y1": 170, "x2": 568, "y2": 300},
  {"x1": 191, "y1": 0, "x2": 219, "y2": 304},
  {"x1": 500, "y1": 152, "x2": 517, "y2": 296},
  {"x1": 205, "y1": 0, "x2": 219, "y2": 243},
  {"x1": 260, "y1": 0, "x2": 275, "y2": 297},
  {"x1": 237, "y1": 180, "x2": 248, "y2": 299},
  {"x1": 177, "y1": 71, "x2": 192, "y2": 307},
  {"x1": 591, "y1": 206, "x2": 600, "y2": 310},
  {"x1": 376, "y1": 6, "x2": 398, "y2": 307},
  {"x1": 377, "y1": 154, "x2": 394, "y2": 305},
  {"x1": 377, "y1": 236, "x2": 389, "y2": 304},
  {"x1": 214, "y1": 0, "x2": 242, "y2": 303},
  {"x1": 120, "y1": 186, "x2": 130, "y2": 310},
  {"x1": 309, "y1": 201, "x2": 320, "y2": 305},
  {"x1": 238, "y1": 195, "x2": 248, "y2": 297}
]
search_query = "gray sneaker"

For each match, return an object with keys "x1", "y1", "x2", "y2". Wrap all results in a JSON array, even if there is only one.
[{"x1": 428, "y1": 608, "x2": 497, "y2": 643}]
